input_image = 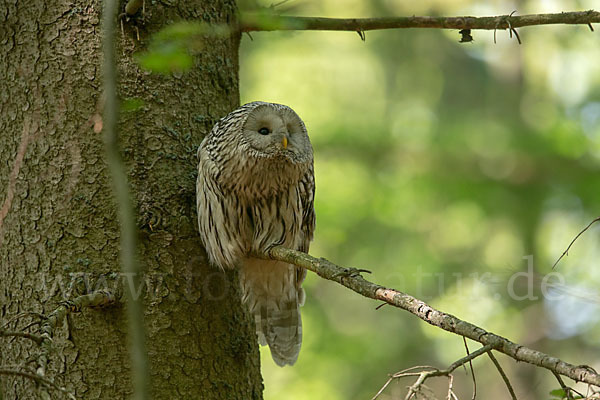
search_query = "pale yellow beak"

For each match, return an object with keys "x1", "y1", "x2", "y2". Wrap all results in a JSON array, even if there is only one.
[{"x1": 282, "y1": 136, "x2": 288, "y2": 149}]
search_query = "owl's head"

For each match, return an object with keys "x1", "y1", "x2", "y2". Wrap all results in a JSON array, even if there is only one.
[{"x1": 240, "y1": 102, "x2": 312, "y2": 164}]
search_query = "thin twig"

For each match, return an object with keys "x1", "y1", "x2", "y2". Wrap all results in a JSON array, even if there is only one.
[
  {"x1": 373, "y1": 346, "x2": 493, "y2": 399},
  {"x1": 553, "y1": 371, "x2": 574, "y2": 400},
  {"x1": 405, "y1": 372, "x2": 428, "y2": 400},
  {"x1": 102, "y1": 0, "x2": 150, "y2": 398},
  {"x1": 240, "y1": 10, "x2": 600, "y2": 32},
  {"x1": 36, "y1": 291, "x2": 116, "y2": 398},
  {"x1": 553, "y1": 371, "x2": 586, "y2": 399},
  {"x1": 506, "y1": 12, "x2": 522, "y2": 44},
  {"x1": 408, "y1": 345, "x2": 492, "y2": 398},
  {"x1": 265, "y1": 246, "x2": 600, "y2": 386},
  {"x1": 0, "y1": 330, "x2": 43, "y2": 345},
  {"x1": 463, "y1": 337, "x2": 477, "y2": 400},
  {"x1": 0, "y1": 368, "x2": 75, "y2": 399},
  {"x1": 487, "y1": 351, "x2": 517, "y2": 400},
  {"x1": 552, "y1": 217, "x2": 600, "y2": 269},
  {"x1": 19, "y1": 320, "x2": 43, "y2": 333},
  {"x1": 372, "y1": 366, "x2": 436, "y2": 400},
  {"x1": 270, "y1": 0, "x2": 292, "y2": 9},
  {"x1": 447, "y1": 374, "x2": 456, "y2": 400},
  {"x1": 440, "y1": 344, "x2": 494, "y2": 375},
  {"x1": 0, "y1": 312, "x2": 46, "y2": 330},
  {"x1": 371, "y1": 377, "x2": 394, "y2": 400}
]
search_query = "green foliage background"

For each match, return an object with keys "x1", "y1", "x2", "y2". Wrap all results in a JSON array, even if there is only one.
[{"x1": 240, "y1": 1, "x2": 600, "y2": 398}]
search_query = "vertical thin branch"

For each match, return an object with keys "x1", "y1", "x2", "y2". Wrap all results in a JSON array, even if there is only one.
[
  {"x1": 102, "y1": 1, "x2": 150, "y2": 399},
  {"x1": 462, "y1": 337, "x2": 477, "y2": 400}
]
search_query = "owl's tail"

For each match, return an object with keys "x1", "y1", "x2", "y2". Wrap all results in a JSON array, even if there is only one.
[{"x1": 240, "y1": 258, "x2": 305, "y2": 366}]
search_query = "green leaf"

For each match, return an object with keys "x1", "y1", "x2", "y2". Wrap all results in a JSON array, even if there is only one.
[
  {"x1": 135, "y1": 21, "x2": 230, "y2": 74},
  {"x1": 136, "y1": 45, "x2": 193, "y2": 74}
]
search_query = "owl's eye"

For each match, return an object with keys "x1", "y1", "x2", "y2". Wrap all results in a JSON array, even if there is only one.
[{"x1": 258, "y1": 127, "x2": 270, "y2": 135}]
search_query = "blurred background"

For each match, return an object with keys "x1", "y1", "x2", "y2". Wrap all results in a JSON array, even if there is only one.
[{"x1": 240, "y1": 0, "x2": 600, "y2": 398}]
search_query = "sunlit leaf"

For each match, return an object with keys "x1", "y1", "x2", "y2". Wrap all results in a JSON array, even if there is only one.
[
  {"x1": 136, "y1": 45, "x2": 193, "y2": 74},
  {"x1": 136, "y1": 21, "x2": 230, "y2": 74}
]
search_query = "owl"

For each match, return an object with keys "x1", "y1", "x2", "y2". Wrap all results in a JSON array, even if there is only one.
[{"x1": 196, "y1": 101, "x2": 315, "y2": 366}]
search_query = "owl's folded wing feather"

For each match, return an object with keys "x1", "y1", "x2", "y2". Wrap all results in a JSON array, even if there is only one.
[
  {"x1": 298, "y1": 163, "x2": 316, "y2": 253},
  {"x1": 295, "y1": 163, "x2": 315, "y2": 304}
]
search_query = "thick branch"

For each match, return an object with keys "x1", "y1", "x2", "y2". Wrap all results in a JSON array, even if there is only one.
[
  {"x1": 266, "y1": 246, "x2": 600, "y2": 387},
  {"x1": 240, "y1": 10, "x2": 600, "y2": 32}
]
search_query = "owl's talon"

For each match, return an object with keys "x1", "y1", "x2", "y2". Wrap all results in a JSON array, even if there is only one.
[{"x1": 333, "y1": 267, "x2": 371, "y2": 279}]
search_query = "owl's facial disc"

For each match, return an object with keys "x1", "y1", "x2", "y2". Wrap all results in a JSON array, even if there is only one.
[{"x1": 243, "y1": 105, "x2": 307, "y2": 161}]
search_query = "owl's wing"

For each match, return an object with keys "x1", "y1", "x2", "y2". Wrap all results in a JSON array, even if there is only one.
[
  {"x1": 294, "y1": 163, "x2": 315, "y2": 302},
  {"x1": 298, "y1": 162, "x2": 316, "y2": 253}
]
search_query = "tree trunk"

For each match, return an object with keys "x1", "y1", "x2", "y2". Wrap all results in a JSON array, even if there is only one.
[{"x1": 0, "y1": 1, "x2": 262, "y2": 398}]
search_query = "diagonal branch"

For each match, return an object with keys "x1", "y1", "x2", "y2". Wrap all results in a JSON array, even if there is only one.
[
  {"x1": 0, "y1": 369, "x2": 75, "y2": 400},
  {"x1": 240, "y1": 10, "x2": 600, "y2": 32},
  {"x1": 0, "y1": 330, "x2": 43, "y2": 345},
  {"x1": 265, "y1": 246, "x2": 600, "y2": 387},
  {"x1": 487, "y1": 351, "x2": 517, "y2": 400},
  {"x1": 552, "y1": 216, "x2": 600, "y2": 269},
  {"x1": 433, "y1": 344, "x2": 493, "y2": 376}
]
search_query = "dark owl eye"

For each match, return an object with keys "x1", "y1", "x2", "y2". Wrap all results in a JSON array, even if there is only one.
[{"x1": 258, "y1": 127, "x2": 270, "y2": 135}]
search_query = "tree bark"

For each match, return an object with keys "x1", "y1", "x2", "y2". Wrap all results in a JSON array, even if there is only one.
[{"x1": 0, "y1": 1, "x2": 262, "y2": 399}]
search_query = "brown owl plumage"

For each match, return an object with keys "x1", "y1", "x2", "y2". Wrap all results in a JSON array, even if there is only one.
[{"x1": 196, "y1": 101, "x2": 315, "y2": 366}]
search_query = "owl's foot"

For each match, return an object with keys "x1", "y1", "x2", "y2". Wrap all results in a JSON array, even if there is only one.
[{"x1": 332, "y1": 267, "x2": 371, "y2": 280}]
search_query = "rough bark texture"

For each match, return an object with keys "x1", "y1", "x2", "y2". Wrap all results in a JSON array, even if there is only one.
[{"x1": 0, "y1": 1, "x2": 263, "y2": 399}]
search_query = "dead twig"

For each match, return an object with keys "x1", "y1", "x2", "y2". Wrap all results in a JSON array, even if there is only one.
[
  {"x1": 487, "y1": 351, "x2": 517, "y2": 400},
  {"x1": 552, "y1": 217, "x2": 600, "y2": 269},
  {"x1": 553, "y1": 371, "x2": 585, "y2": 399},
  {"x1": 0, "y1": 368, "x2": 75, "y2": 399},
  {"x1": 0, "y1": 330, "x2": 43, "y2": 345},
  {"x1": 373, "y1": 345, "x2": 493, "y2": 399},
  {"x1": 462, "y1": 337, "x2": 477, "y2": 400}
]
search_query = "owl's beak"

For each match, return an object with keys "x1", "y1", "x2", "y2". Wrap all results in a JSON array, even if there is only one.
[{"x1": 282, "y1": 136, "x2": 288, "y2": 149}]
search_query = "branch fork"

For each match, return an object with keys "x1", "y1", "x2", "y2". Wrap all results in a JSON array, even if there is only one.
[{"x1": 264, "y1": 246, "x2": 600, "y2": 393}]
